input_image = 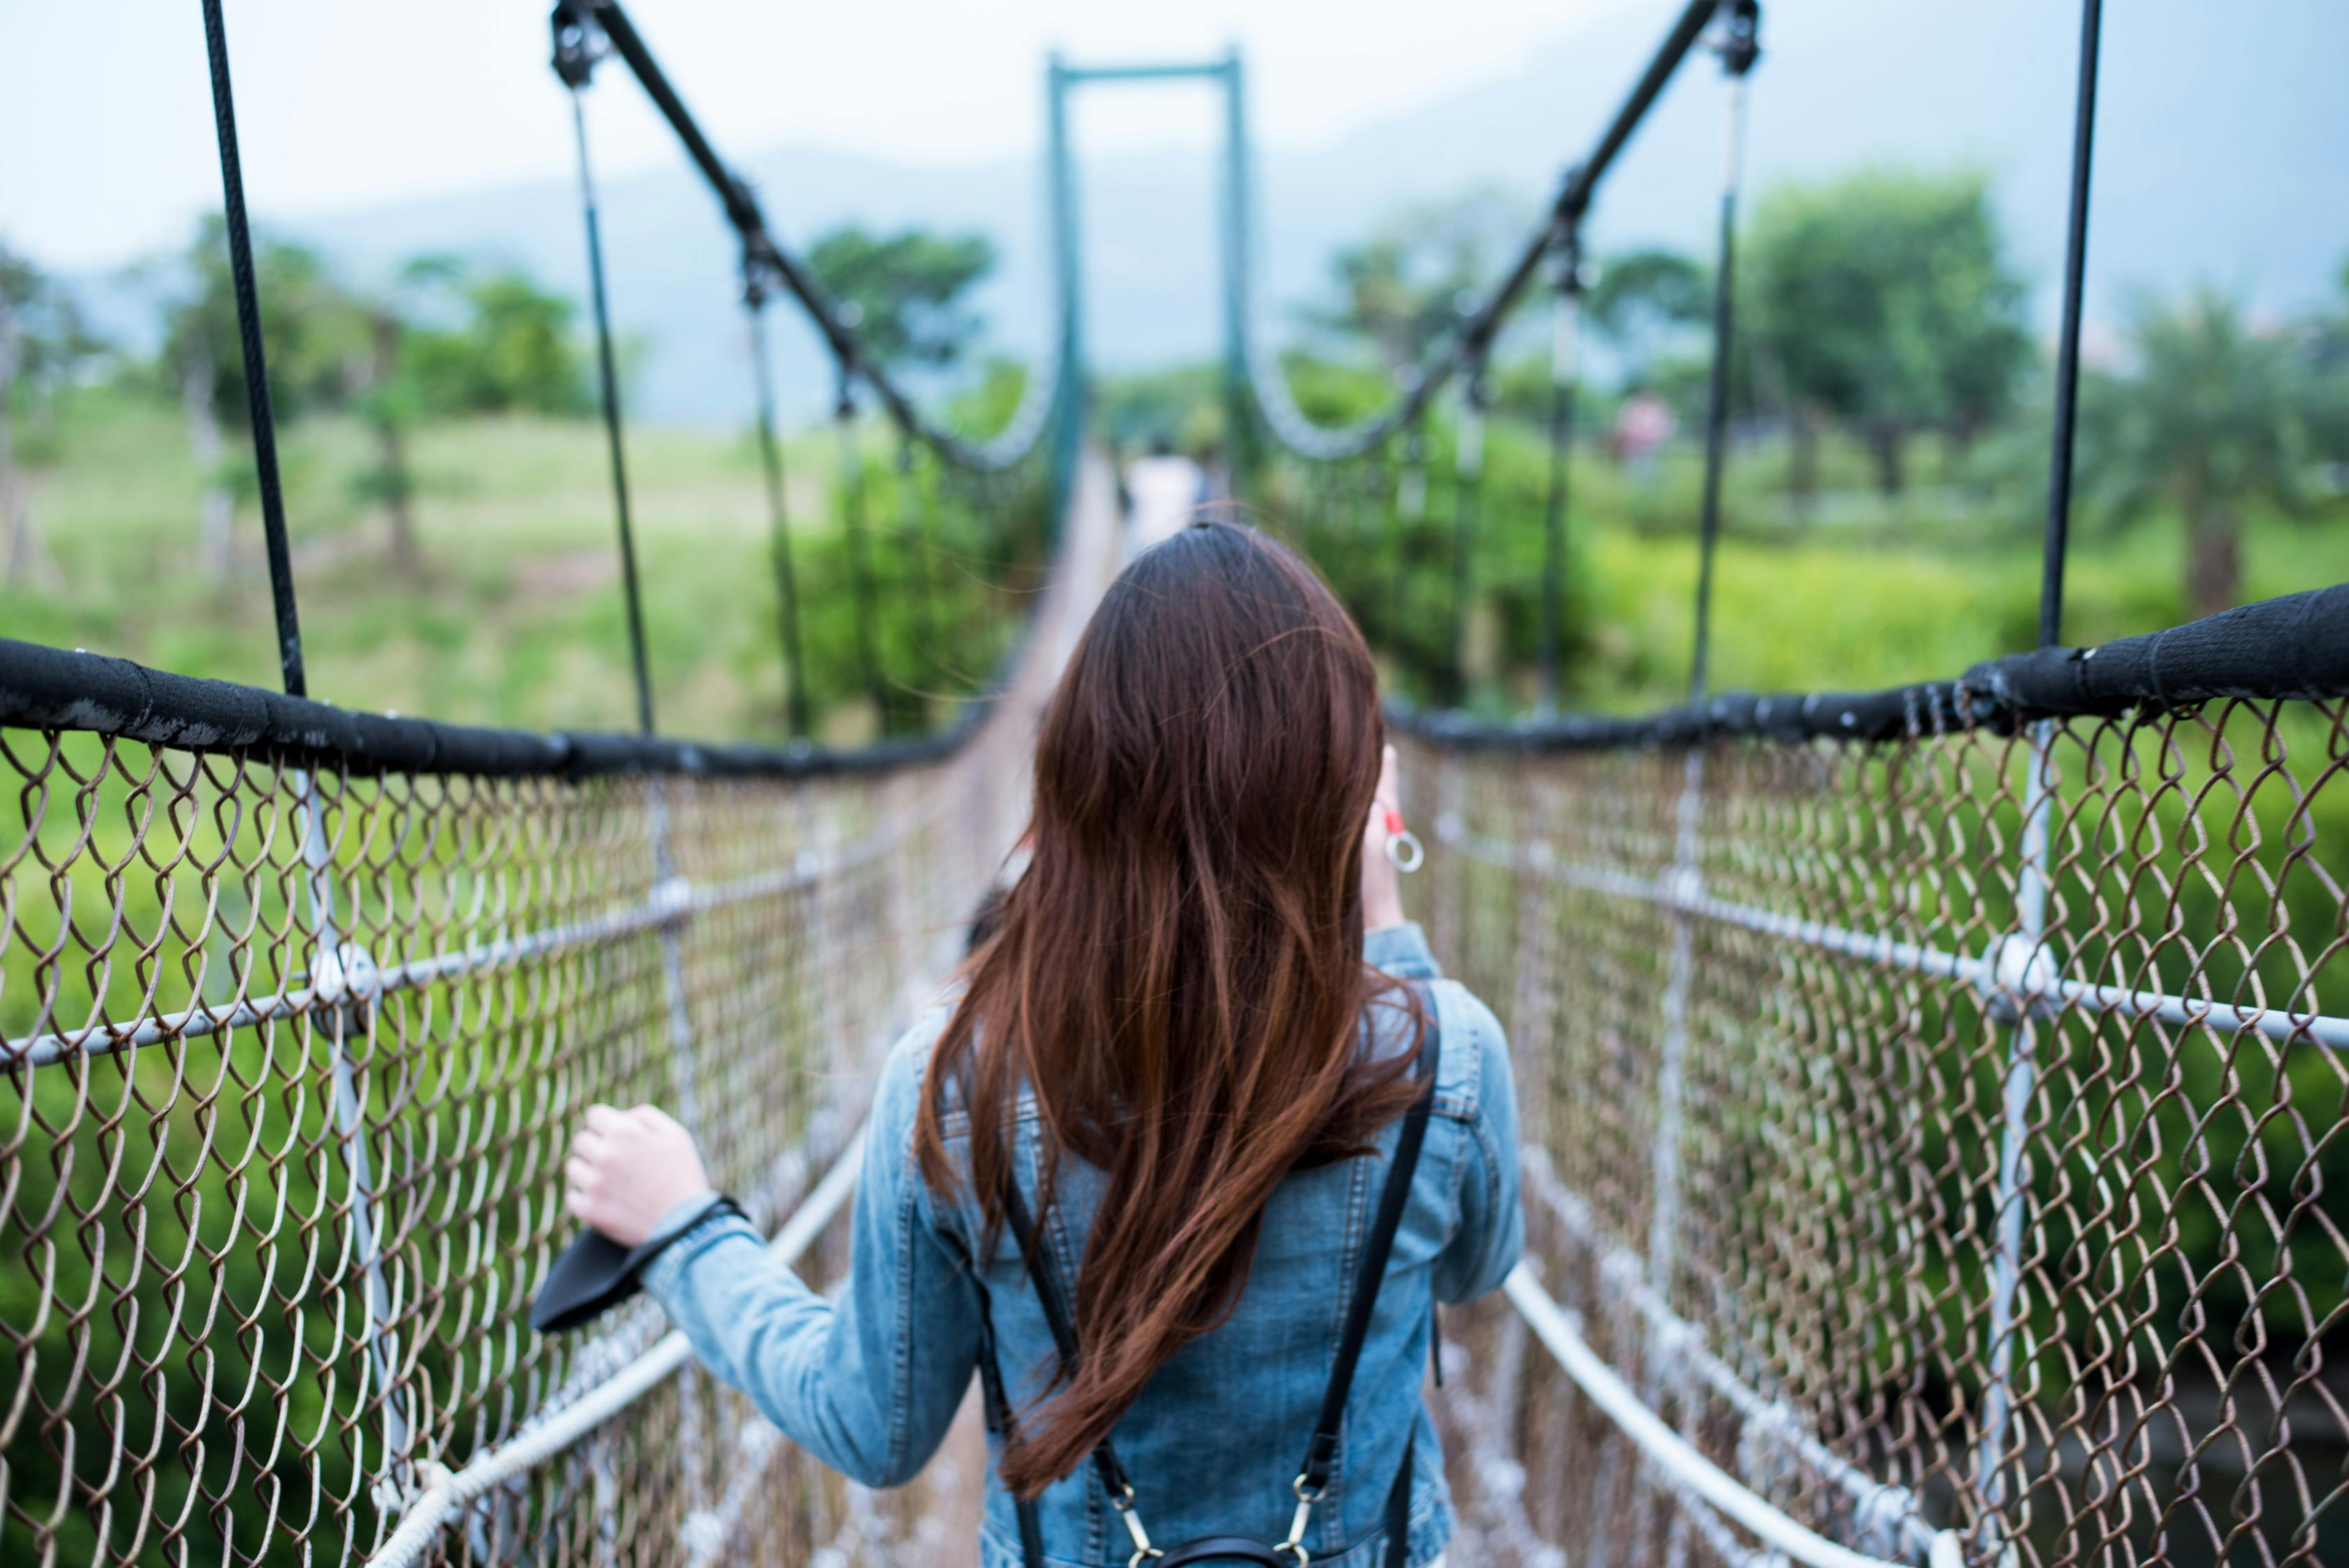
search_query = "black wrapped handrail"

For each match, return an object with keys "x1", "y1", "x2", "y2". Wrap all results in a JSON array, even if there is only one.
[
  {"x1": 8, "y1": 587, "x2": 2338, "y2": 778},
  {"x1": 0, "y1": 623, "x2": 1029, "y2": 781},
  {"x1": 1390, "y1": 583, "x2": 2349, "y2": 752}
]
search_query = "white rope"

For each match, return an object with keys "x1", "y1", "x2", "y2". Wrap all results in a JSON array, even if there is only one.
[
  {"x1": 1503, "y1": 1264, "x2": 1966, "y2": 1568},
  {"x1": 364, "y1": 1123, "x2": 870, "y2": 1568}
]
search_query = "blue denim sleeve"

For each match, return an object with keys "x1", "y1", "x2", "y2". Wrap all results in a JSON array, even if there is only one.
[
  {"x1": 640, "y1": 1022, "x2": 978, "y2": 1488},
  {"x1": 1364, "y1": 921, "x2": 1443, "y2": 979},
  {"x1": 1431, "y1": 986, "x2": 1524, "y2": 1304}
]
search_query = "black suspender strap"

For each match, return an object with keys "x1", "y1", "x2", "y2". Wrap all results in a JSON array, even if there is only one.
[
  {"x1": 999, "y1": 1172, "x2": 1145, "y2": 1507},
  {"x1": 1297, "y1": 989, "x2": 1442, "y2": 1500},
  {"x1": 982, "y1": 981, "x2": 1443, "y2": 1568},
  {"x1": 970, "y1": 1268, "x2": 1048, "y2": 1564}
]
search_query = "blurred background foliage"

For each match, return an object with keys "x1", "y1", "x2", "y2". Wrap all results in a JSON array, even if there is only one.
[{"x1": 1, "y1": 163, "x2": 2343, "y2": 739}]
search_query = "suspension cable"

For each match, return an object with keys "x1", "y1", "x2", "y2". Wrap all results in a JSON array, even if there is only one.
[
  {"x1": 1240, "y1": 0, "x2": 1726, "y2": 464},
  {"x1": 1387, "y1": 420, "x2": 1426, "y2": 659},
  {"x1": 894, "y1": 437, "x2": 940, "y2": 691},
  {"x1": 1443, "y1": 360, "x2": 1491, "y2": 708},
  {"x1": 743, "y1": 259, "x2": 809, "y2": 738},
  {"x1": 555, "y1": 3, "x2": 656, "y2": 735},
  {"x1": 2038, "y1": 0, "x2": 2104, "y2": 648},
  {"x1": 1538, "y1": 225, "x2": 1590, "y2": 715},
  {"x1": 197, "y1": 0, "x2": 305, "y2": 697},
  {"x1": 835, "y1": 368, "x2": 891, "y2": 729},
  {"x1": 585, "y1": 0, "x2": 1056, "y2": 475},
  {"x1": 1686, "y1": 0, "x2": 1761, "y2": 706}
]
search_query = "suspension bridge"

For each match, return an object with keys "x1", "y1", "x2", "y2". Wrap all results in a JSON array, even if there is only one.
[{"x1": 6, "y1": 3, "x2": 2347, "y2": 1567}]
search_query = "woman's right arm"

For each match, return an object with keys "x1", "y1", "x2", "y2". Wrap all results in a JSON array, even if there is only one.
[{"x1": 636, "y1": 1029, "x2": 981, "y2": 1489}]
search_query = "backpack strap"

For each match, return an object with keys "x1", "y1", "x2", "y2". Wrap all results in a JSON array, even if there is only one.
[
  {"x1": 999, "y1": 1171, "x2": 1146, "y2": 1507},
  {"x1": 1285, "y1": 981, "x2": 1442, "y2": 1565},
  {"x1": 970, "y1": 1268, "x2": 1048, "y2": 1565},
  {"x1": 984, "y1": 981, "x2": 1443, "y2": 1568}
]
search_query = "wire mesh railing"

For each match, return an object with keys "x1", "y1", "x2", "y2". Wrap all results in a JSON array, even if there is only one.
[
  {"x1": 0, "y1": 496, "x2": 1090, "y2": 1565},
  {"x1": 1405, "y1": 587, "x2": 2349, "y2": 1568}
]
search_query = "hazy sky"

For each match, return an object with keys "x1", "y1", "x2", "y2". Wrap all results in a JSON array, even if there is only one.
[{"x1": 1, "y1": 0, "x2": 1638, "y2": 269}]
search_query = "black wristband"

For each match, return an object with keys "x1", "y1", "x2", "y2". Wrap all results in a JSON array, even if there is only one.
[{"x1": 531, "y1": 1193, "x2": 746, "y2": 1334}]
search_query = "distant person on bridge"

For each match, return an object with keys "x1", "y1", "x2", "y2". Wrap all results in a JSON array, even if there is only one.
[
  {"x1": 562, "y1": 520, "x2": 1520, "y2": 1568},
  {"x1": 1121, "y1": 435, "x2": 1211, "y2": 558}
]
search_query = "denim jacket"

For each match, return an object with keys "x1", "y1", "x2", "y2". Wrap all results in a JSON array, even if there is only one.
[{"x1": 644, "y1": 922, "x2": 1523, "y2": 1568}]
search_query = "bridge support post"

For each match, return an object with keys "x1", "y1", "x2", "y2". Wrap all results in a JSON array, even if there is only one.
[
  {"x1": 1217, "y1": 49, "x2": 1256, "y2": 493},
  {"x1": 1045, "y1": 56, "x2": 1084, "y2": 530}
]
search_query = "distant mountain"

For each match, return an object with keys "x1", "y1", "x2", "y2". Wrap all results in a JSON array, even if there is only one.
[{"x1": 128, "y1": 0, "x2": 2349, "y2": 425}]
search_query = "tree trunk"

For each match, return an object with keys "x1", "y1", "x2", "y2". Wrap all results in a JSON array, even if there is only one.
[
  {"x1": 369, "y1": 312, "x2": 421, "y2": 574},
  {"x1": 378, "y1": 415, "x2": 419, "y2": 574},
  {"x1": 183, "y1": 355, "x2": 235, "y2": 581},
  {"x1": 0, "y1": 305, "x2": 24, "y2": 585},
  {"x1": 2185, "y1": 490, "x2": 2240, "y2": 622},
  {"x1": 1788, "y1": 410, "x2": 1821, "y2": 521},
  {"x1": 1867, "y1": 423, "x2": 1906, "y2": 498}
]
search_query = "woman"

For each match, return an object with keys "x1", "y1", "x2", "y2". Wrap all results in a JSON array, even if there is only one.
[{"x1": 564, "y1": 520, "x2": 1522, "y2": 1568}]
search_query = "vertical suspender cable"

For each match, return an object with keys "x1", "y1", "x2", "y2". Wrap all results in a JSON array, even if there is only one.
[
  {"x1": 1538, "y1": 224, "x2": 1589, "y2": 716},
  {"x1": 835, "y1": 367, "x2": 891, "y2": 730},
  {"x1": 1443, "y1": 362, "x2": 1488, "y2": 709},
  {"x1": 1686, "y1": 0, "x2": 1759, "y2": 705},
  {"x1": 895, "y1": 437, "x2": 939, "y2": 695},
  {"x1": 1978, "y1": 3, "x2": 2101, "y2": 1551},
  {"x1": 743, "y1": 264, "x2": 809, "y2": 738},
  {"x1": 555, "y1": 6, "x2": 656, "y2": 736},
  {"x1": 2038, "y1": 0, "x2": 2103, "y2": 648},
  {"x1": 1390, "y1": 420, "x2": 1426, "y2": 675},
  {"x1": 198, "y1": 0, "x2": 305, "y2": 697}
]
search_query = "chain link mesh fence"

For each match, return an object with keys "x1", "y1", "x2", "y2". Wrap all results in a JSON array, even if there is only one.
[
  {"x1": 1410, "y1": 682, "x2": 2349, "y2": 1568},
  {"x1": 0, "y1": 647, "x2": 1047, "y2": 1565}
]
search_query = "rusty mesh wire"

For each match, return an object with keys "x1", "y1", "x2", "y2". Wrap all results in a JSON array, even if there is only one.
[{"x1": 1411, "y1": 695, "x2": 2349, "y2": 1568}]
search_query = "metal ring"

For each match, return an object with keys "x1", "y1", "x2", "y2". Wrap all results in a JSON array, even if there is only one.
[{"x1": 1385, "y1": 829, "x2": 1425, "y2": 874}]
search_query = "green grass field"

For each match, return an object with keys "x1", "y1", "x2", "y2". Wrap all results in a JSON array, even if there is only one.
[{"x1": 6, "y1": 387, "x2": 2343, "y2": 742}]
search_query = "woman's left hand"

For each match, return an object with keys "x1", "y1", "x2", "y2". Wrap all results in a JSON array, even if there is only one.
[{"x1": 564, "y1": 1104, "x2": 712, "y2": 1247}]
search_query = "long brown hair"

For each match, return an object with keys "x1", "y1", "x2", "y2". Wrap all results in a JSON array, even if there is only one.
[{"x1": 914, "y1": 518, "x2": 1422, "y2": 1498}]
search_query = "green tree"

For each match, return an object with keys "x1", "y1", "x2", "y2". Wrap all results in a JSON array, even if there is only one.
[
  {"x1": 158, "y1": 217, "x2": 362, "y2": 578},
  {"x1": 402, "y1": 263, "x2": 590, "y2": 415},
  {"x1": 2294, "y1": 257, "x2": 2349, "y2": 472},
  {"x1": 2081, "y1": 286, "x2": 2307, "y2": 620},
  {"x1": 1585, "y1": 245, "x2": 1709, "y2": 389},
  {"x1": 1307, "y1": 192, "x2": 1521, "y2": 378},
  {"x1": 1742, "y1": 167, "x2": 2031, "y2": 498},
  {"x1": 1, "y1": 243, "x2": 100, "y2": 586},
  {"x1": 806, "y1": 226, "x2": 996, "y2": 371}
]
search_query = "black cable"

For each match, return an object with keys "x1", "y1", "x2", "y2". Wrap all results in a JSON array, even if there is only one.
[
  {"x1": 1251, "y1": 0, "x2": 1722, "y2": 463},
  {"x1": 744, "y1": 268, "x2": 808, "y2": 739},
  {"x1": 198, "y1": 0, "x2": 305, "y2": 698},
  {"x1": 564, "y1": 78, "x2": 656, "y2": 737},
  {"x1": 1387, "y1": 423, "x2": 1424, "y2": 675},
  {"x1": 1442, "y1": 363, "x2": 1489, "y2": 709},
  {"x1": 895, "y1": 438, "x2": 939, "y2": 701},
  {"x1": 588, "y1": 0, "x2": 1035, "y2": 475},
  {"x1": 1687, "y1": 0, "x2": 1760, "y2": 705},
  {"x1": 2039, "y1": 0, "x2": 2103, "y2": 650},
  {"x1": 1538, "y1": 226, "x2": 1589, "y2": 715},
  {"x1": 835, "y1": 369, "x2": 891, "y2": 730}
]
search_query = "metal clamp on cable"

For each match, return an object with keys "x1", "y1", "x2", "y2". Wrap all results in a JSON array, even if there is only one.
[
  {"x1": 532, "y1": 1192, "x2": 746, "y2": 1333},
  {"x1": 550, "y1": 0, "x2": 601, "y2": 87},
  {"x1": 1715, "y1": 0, "x2": 1762, "y2": 76}
]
